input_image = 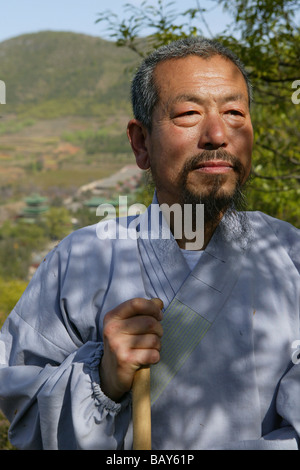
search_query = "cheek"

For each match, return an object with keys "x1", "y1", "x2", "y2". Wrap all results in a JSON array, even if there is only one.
[{"x1": 150, "y1": 128, "x2": 193, "y2": 168}]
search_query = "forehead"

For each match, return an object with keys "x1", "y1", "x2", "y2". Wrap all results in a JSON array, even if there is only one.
[{"x1": 153, "y1": 55, "x2": 249, "y2": 105}]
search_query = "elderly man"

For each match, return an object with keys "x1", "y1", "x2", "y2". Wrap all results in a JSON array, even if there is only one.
[{"x1": 0, "y1": 37, "x2": 299, "y2": 450}]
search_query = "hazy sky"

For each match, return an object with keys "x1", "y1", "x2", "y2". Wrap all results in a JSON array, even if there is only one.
[{"x1": 0, "y1": 0, "x2": 232, "y2": 43}]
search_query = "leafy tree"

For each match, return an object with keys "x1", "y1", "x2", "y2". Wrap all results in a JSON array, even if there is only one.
[
  {"x1": 43, "y1": 207, "x2": 73, "y2": 241},
  {"x1": 217, "y1": 0, "x2": 300, "y2": 226},
  {"x1": 0, "y1": 220, "x2": 48, "y2": 279},
  {"x1": 96, "y1": 0, "x2": 300, "y2": 225},
  {"x1": 96, "y1": 0, "x2": 202, "y2": 55},
  {"x1": 0, "y1": 410, "x2": 15, "y2": 450},
  {"x1": 0, "y1": 277, "x2": 28, "y2": 328},
  {"x1": 0, "y1": 208, "x2": 71, "y2": 280}
]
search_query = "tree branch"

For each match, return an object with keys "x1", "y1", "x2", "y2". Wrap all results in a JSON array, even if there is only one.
[{"x1": 252, "y1": 171, "x2": 300, "y2": 181}]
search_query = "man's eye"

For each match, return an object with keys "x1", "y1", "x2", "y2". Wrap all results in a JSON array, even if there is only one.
[
  {"x1": 172, "y1": 110, "x2": 200, "y2": 126},
  {"x1": 175, "y1": 111, "x2": 198, "y2": 118},
  {"x1": 226, "y1": 110, "x2": 243, "y2": 116},
  {"x1": 180, "y1": 111, "x2": 197, "y2": 116}
]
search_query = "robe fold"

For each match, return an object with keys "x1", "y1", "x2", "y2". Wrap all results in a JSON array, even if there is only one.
[{"x1": 0, "y1": 199, "x2": 299, "y2": 450}]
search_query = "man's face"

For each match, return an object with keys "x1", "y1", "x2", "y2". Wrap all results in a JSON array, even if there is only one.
[{"x1": 140, "y1": 55, "x2": 253, "y2": 211}]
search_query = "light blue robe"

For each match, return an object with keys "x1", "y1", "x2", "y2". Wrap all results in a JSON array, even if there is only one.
[{"x1": 0, "y1": 201, "x2": 299, "y2": 450}]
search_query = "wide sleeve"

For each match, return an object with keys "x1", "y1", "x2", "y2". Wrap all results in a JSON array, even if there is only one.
[{"x1": 0, "y1": 238, "x2": 132, "y2": 450}]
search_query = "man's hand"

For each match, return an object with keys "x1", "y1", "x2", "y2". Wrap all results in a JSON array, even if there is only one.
[{"x1": 99, "y1": 298, "x2": 164, "y2": 402}]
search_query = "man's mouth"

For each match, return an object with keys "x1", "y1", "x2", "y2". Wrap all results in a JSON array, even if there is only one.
[{"x1": 194, "y1": 160, "x2": 234, "y2": 174}]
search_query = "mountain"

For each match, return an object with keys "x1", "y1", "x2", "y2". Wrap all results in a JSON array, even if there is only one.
[
  {"x1": 0, "y1": 32, "x2": 143, "y2": 208},
  {"x1": 0, "y1": 31, "x2": 139, "y2": 118}
]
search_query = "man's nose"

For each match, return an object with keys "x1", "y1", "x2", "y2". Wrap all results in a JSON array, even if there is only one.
[{"x1": 198, "y1": 113, "x2": 227, "y2": 150}]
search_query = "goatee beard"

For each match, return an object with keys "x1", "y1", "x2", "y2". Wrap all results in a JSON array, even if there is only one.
[{"x1": 178, "y1": 148, "x2": 249, "y2": 225}]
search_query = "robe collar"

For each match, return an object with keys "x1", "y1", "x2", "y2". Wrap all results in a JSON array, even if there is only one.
[{"x1": 137, "y1": 192, "x2": 253, "y2": 313}]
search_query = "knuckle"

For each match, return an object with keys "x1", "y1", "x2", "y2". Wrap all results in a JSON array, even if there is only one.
[
  {"x1": 103, "y1": 319, "x2": 116, "y2": 338},
  {"x1": 130, "y1": 297, "x2": 146, "y2": 312},
  {"x1": 151, "y1": 335, "x2": 161, "y2": 350}
]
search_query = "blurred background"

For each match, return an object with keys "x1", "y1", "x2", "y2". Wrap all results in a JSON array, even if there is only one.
[{"x1": 0, "y1": 0, "x2": 299, "y2": 447}]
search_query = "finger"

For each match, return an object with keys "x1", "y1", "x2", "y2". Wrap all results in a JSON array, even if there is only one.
[
  {"x1": 108, "y1": 332, "x2": 161, "y2": 371},
  {"x1": 127, "y1": 344, "x2": 161, "y2": 367},
  {"x1": 130, "y1": 333, "x2": 162, "y2": 352},
  {"x1": 121, "y1": 315, "x2": 163, "y2": 337},
  {"x1": 106, "y1": 297, "x2": 163, "y2": 322}
]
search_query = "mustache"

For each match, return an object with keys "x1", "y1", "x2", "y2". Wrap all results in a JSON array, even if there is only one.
[{"x1": 182, "y1": 148, "x2": 244, "y2": 175}]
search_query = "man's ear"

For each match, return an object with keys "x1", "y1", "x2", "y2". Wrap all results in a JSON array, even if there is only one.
[{"x1": 127, "y1": 119, "x2": 150, "y2": 170}]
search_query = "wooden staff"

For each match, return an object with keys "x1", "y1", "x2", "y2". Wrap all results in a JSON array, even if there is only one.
[
  {"x1": 132, "y1": 298, "x2": 163, "y2": 450},
  {"x1": 132, "y1": 366, "x2": 151, "y2": 450}
]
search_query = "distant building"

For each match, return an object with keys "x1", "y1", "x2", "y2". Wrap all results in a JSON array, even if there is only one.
[
  {"x1": 84, "y1": 194, "x2": 136, "y2": 218},
  {"x1": 22, "y1": 193, "x2": 49, "y2": 222},
  {"x1": 84, "y1": 196, "x2": 116, "y2": 211}
]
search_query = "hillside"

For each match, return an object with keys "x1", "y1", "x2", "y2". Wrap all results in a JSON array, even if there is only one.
[
  {"x1": 0, "y1": 32, "x2": 142, "y2": 210},
  {"x1": 0, "y1": 31, "x2": 139, "y2": 118}
]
